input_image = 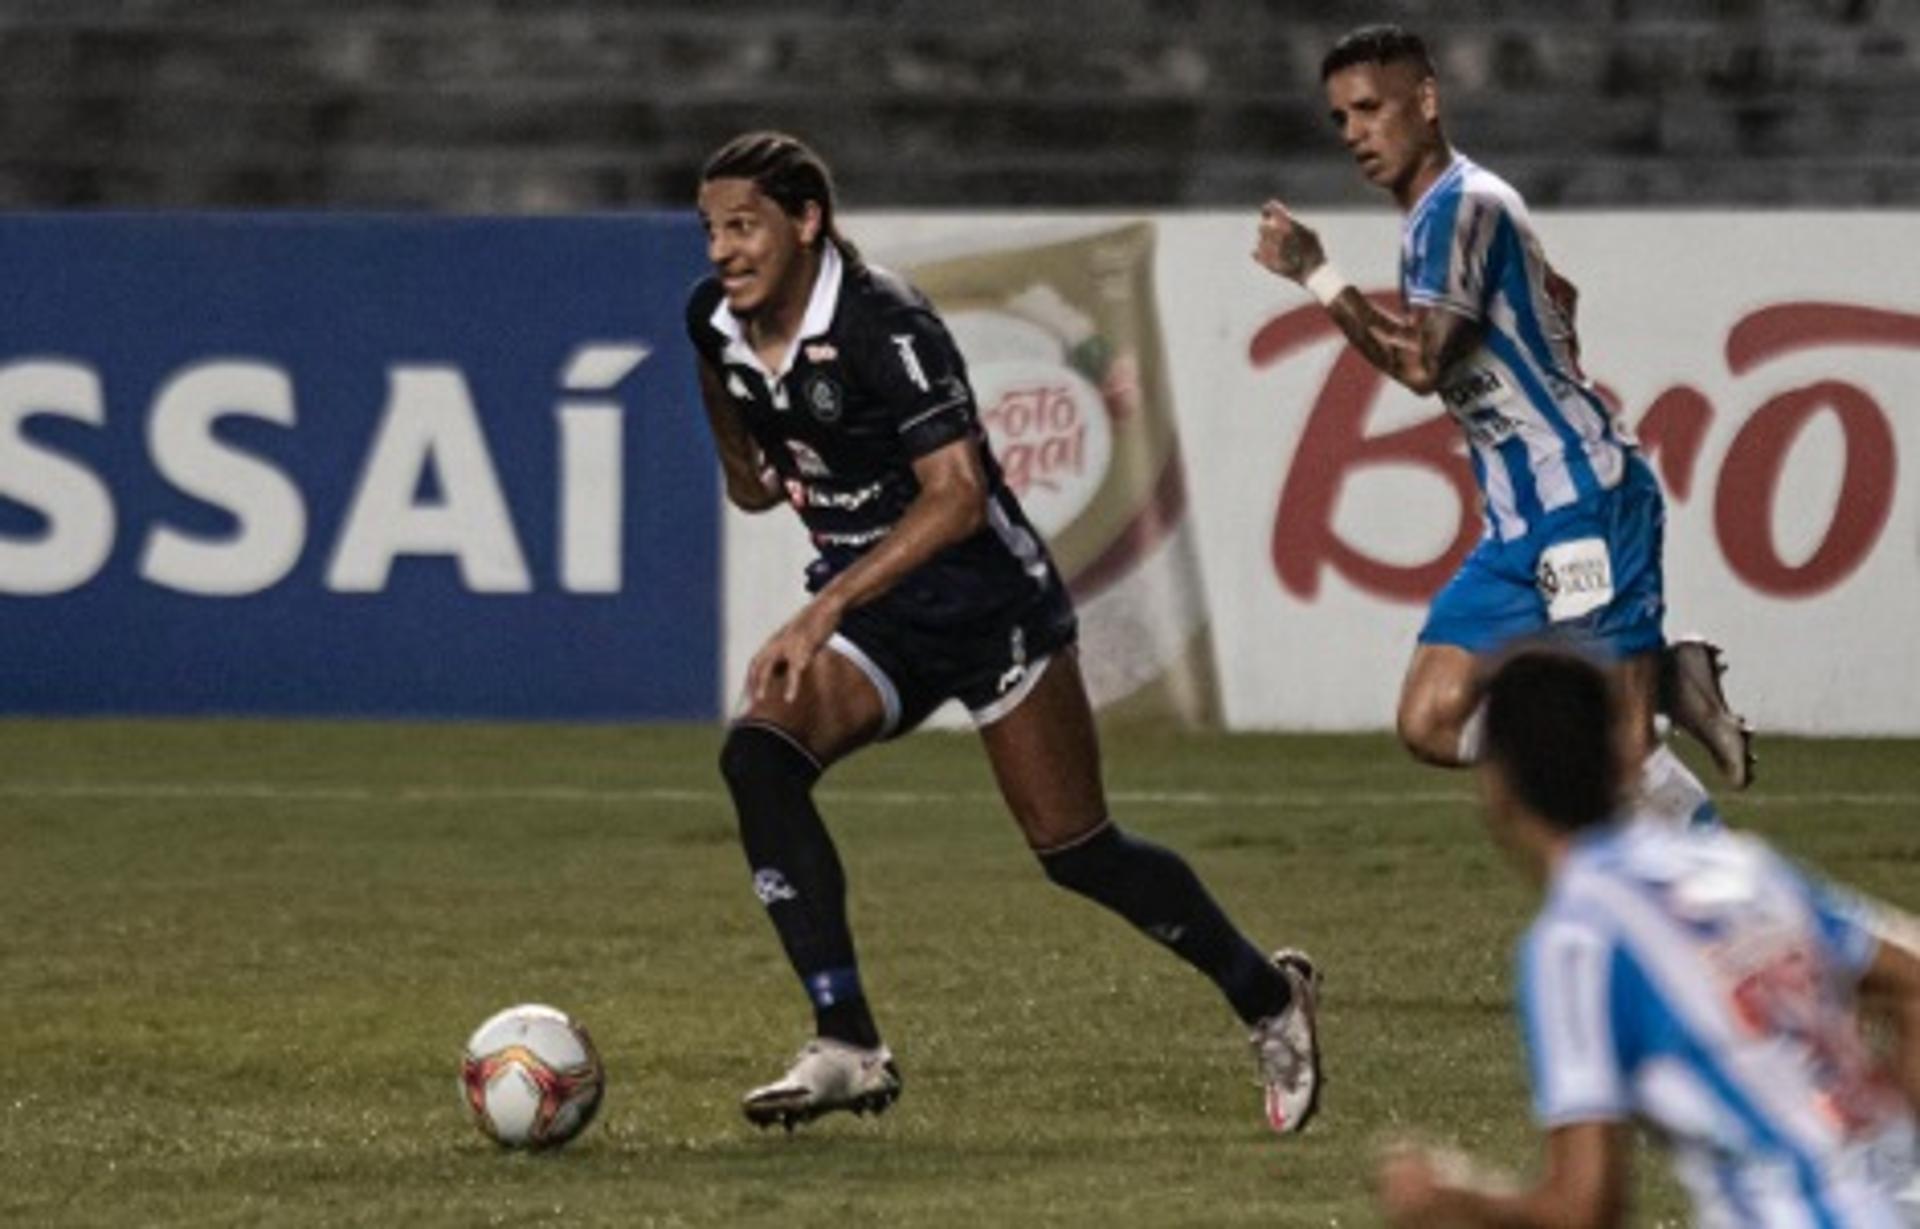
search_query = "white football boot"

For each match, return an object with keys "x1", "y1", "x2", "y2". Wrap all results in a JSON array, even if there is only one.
[
  {"x1": 1663, "y1": 638, "x2": 1755, "y2": 789},
  {"x1": 742, "y1": 1038, "x2": 902, "y2": 1131},
  {"x1": 1250, "y1": 949, "x2": 1322, "y2": 1135}
]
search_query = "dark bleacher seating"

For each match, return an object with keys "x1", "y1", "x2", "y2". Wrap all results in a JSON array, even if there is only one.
[{"x1": 1, "y1": 0, "x2": 1915, "y2": 207}]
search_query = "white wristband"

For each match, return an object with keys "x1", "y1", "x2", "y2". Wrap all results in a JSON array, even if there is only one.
[{"x1": 1305, "y1": 263, "x2": 1351, "y2": 307}]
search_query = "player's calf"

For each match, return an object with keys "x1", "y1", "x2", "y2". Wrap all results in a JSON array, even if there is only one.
[
  {"x1": 1660, "y1": 638, "x2": 1755, "y2": 790},
  {"x1": 721, "y1": 721, "x2": 883, "y2": 1050}
]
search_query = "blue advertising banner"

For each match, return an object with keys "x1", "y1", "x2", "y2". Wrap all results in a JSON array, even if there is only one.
[{"x1": 0, "y1": 214, "x2": 718, "y2": 719}]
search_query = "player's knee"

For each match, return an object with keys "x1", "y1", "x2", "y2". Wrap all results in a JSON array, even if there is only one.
[
  {"x1": 1035, "y1": 821, "x2": 1122, "y2": 894},
  {"x1": 716, "y1": 725, "x2": 757, "y2": 791},
  {"x1": 1396, "y1": 711, "x2": 1446, "y2": 765},
  {"x1": 718, "y1": 722, "x2": 822, "y2": 801},
  {"x1": 1397, "y1": 684, "x2": 1468, "y2": 767},
  {"x1": 1395, "y1": 688, "x2": 1434, "y2": 758}
]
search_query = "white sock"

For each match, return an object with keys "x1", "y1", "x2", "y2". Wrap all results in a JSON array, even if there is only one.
[
  {"x1": 1635, "y1": 744, "x2": 1720, "y2": 828},
  {"x1": 1456, "y1": 703, "x2": 1486, "y2": 764}
]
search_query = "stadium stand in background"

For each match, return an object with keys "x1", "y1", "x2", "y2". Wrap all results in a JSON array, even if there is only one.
[{"x1": 0, "y1": 0, "x2": 1916, "y2": 209}]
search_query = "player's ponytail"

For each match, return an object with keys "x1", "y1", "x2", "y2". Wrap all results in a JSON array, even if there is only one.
[{"x1": 701, "y1": 131, "x2": 863, "y2": 267}]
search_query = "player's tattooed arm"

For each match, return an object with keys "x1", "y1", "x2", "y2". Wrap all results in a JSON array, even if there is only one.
[
  {"x1": 1252, "y1": 201, "x2": 1479, "y2": 396},
  {"x1": 1391, "y1": 304, "x2": 1482, "y2": 394},
  {"x1": 1544, "y1": 262, "x2": 1583, "y2": 365},
  {"x1": 696, "y1": 359, "x2": 784, "y2": 512},
  {"x1": 1544, "y1": 262, "x2": 1579, "y2": 326}
]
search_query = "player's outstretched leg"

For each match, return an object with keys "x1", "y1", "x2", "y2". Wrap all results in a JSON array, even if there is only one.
[
  {"x1": 981, "y1": 651, "x2": 1322, "y2": 1135},
  {"x1": 1037, "y1": 823, "x2": 1323, "y2": 1134},
  {"x1": 1660, "y1": 638, "x2": 1755, "y2": 789}
]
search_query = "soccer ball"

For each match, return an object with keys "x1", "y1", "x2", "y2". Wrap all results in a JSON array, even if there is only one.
[{"x1": 460, "y1": 1003, "x2": 605, "y2": 1149}]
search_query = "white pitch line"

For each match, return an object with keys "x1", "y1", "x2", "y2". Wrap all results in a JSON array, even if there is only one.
[
  {"x1": 0, "y1": 781, "x2": 1914, "y2": 811},
  {"x1": 0, "y1": 780, "x2": 1462, "y2": 809}
]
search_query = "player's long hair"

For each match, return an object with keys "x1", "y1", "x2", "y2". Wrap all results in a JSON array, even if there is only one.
[{"x1": 701, "y1": 131, "x2": 863, "y2": 267}]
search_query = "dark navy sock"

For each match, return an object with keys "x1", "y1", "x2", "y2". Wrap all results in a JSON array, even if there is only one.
[
  {"x1": 719, "y1": 722, "x2": 880, "y2": 1049},
  {"x1": 1039, "y1": 822, "x2": 1290, "y2": 1025}
]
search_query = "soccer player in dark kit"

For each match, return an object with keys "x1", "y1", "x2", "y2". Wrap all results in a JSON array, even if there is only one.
[{"x1": 687, "y1": 131, "x2": 1321, "y2": 1135}]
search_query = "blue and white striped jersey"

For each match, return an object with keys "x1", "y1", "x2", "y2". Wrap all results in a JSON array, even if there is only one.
[
  {"x1": 1521, "y1": 821, "x2": 1918, "y2": 1228},
  {"x1": 1400, "y1": 154, "x2": 1631, "y2": 542}
]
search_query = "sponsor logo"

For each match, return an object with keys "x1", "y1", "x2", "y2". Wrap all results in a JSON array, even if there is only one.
[
  {"x1": 1463, "y1": 406, "x2": 1522, "y2": 447},
  {"x1": 994, "y1": 626, "x2": 1028, "y2": 695},
  {"x1": 1440, "y1": 366, "x2": 1509, "y2": 411},
  {"x1": 0, "y1": 344, "x2": 650, "y2": 598},
  {"x1": 1536, "y1": 536, "x2": 1614, "y2": 622},
  {"x1": 813, "y1": 525, "x2": 892, "y2": 548},
  {"x1": 798, "y1": 481, "x2": 883, "y2": 511},
  {"x1": 786, "y1": 440, "x2": 831, "y2": 478},
  {"x1": 804, "y1": 342, "x2": 839, "y2": 364},
  {"x1": 1251, "y1": 297, "x2": 1915, "y2": 603},
  {"x1": 973, "y1": 358, "x2": 1113, "y2": 538},
  {"x1": 891, "y1": 333, "x2": 930, "y2": 392},
  {"x1": 752, "y1": 868, "x2": 797, "y2": 905}
]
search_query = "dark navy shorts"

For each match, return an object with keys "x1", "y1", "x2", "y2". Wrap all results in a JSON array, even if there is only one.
[
  {"x1": 1420, "y1": 453, "x2": 1666, "y2": 659},
  {"x1": 827, "y1": 580, "x2": 1079, "y2": 738}
]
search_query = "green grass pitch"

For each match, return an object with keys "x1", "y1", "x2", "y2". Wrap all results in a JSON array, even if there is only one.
[{"x1": 3, "y1": 719, "x2": 1915, "y2": 1226}]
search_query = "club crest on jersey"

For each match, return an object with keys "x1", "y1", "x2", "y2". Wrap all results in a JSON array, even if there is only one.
[{"x1": 801, "y1": 372, "x2": 844, "y2": 423}]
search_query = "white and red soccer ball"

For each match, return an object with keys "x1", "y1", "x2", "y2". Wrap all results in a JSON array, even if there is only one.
[{"x1": 461, "y1": 1004, "x2": 605, "y2": 1150}]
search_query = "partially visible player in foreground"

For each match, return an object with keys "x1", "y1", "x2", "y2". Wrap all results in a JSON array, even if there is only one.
[
  {"x1": 1376, "y1": 647, "x2": 1920, "y2": 1228},
  {"x1": 1252, "y1": 25, "x2": 1752, "y2": 827},
  {"x1": 687, "y1": 131, "x2": 1320, "y2": 1134}
]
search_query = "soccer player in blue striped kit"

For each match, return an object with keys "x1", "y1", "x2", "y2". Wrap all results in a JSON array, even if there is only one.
[
  {"x1": 1253, "y1": 24, "x2": 1753, "y2": 827},
  {"x1": 1375, "y1": 647, "x2": 1919, "y2": 1227}
]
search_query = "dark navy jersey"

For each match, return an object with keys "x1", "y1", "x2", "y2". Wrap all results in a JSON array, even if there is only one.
[{"x1": 686, "y1": 242, "x2": 1063, "y2": 624}]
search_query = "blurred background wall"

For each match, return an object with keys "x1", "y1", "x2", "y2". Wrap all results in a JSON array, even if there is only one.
[{"x1": 2, "y1": 0, "x2": 1915, "y2": 211}]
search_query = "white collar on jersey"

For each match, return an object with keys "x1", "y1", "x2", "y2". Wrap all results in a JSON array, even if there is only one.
[
  {"x1": 708, "y1": 240, "x2": 845, "y2": 381},
  {"x1": 1406, "y1": 150, "x2": 1469, "y2": 222}
]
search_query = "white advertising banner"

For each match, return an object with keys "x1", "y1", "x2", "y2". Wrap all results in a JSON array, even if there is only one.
[{"x1": 724, "y1": 212, "x2": 1920, "y2": 735}]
